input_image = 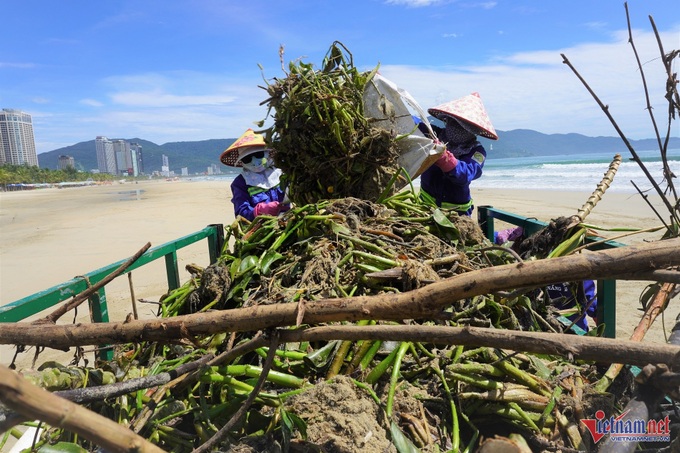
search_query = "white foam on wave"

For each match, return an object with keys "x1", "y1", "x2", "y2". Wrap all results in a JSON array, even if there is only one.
[{"x1": 477, "y1": 158, "x2": 679, "y2": 193}]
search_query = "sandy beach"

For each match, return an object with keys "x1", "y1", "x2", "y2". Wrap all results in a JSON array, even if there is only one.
[{"x1": 1, "y1": 179, "x2": 676, "y2": 368}]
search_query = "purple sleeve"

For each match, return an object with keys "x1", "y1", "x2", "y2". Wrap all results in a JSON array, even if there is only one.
[
  {"x1": 231, "y1": 175, "x2": 256, "y2": 221},
  {"x1": 583, "y1": 279, "x2": 598, "y2": 317}
]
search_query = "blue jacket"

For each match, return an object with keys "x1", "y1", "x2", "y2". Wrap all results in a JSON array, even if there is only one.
[
  {"x1": 230, "y1": 174, "x2": 286, "y2": 221},
  {"x1": 418, "y1": 123, "x2": 486, "y2": 216},
  {"x1": 545, "y1": 280, "x2": 598, "y2": 331}
]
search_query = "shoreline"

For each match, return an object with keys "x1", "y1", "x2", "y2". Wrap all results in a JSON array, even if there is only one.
[{"x1": 1, "y1": 180, "x2": 675, "y2": 367}]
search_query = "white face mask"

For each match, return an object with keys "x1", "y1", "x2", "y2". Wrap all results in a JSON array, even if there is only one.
[{"x1": 241, "y1": 151, "x2": 270, "y2": 173}]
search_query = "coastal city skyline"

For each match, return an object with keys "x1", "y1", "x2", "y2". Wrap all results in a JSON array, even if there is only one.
[{"x1": 2, "y1": 1, "x2": 679, "y2": 155}]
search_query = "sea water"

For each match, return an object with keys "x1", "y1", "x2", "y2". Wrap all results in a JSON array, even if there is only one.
[
  {"x1": 477, "y1": 148, "x2": 680, "y2": 193},
  {"x1": 197, "y1": 148, "x2": 680, "y2": 194}
]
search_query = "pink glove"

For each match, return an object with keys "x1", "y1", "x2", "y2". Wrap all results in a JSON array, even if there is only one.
[
  {"x1": 494, "y1": 227, "x2": 524, "y2": 245},
  {"x1": 435, "y1": 150, "x2": 458, "y2": 172},
  {"x1": 254, "y1": 201, "x2": 281, "y2": 217}
]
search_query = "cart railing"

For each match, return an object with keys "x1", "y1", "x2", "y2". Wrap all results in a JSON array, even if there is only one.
[
  {"x1": 477, "y1": 206, "x2": 626, "y2": 338},
  {"x1": 0, "y1": 224, "x2": 224, "y2": 326}
]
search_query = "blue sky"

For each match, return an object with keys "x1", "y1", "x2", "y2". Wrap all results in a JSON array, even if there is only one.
[{"x1": 2, "y1": 0, "x2": 679, "y2": 155}]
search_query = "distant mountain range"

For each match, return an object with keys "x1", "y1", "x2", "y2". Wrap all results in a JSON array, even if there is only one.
[{"x1": 36, "y1": 130, "x2": 679, "y2": 175}]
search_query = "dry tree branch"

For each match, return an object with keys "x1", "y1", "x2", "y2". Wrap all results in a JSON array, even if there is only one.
[
  {"x1": 272, "y1": 325, "x2": 680, "y2": 369},
  {"x1": 649, "y1": 16, "x2": 680, "y2": 198},
  {"x1": 631, "y1": 179, "x2": 672, "y2": 231},
  {"x1": 33, "y1": 242, "x2": 152, "y2": 325},
  {"x1": 0, "y1": 238, "x2": 678, "y2": 351},
  {"x1": 561, "y1": 53, "x2": 677, "y2": 226},
  {"x1": 0, "y1": 365, "x2": 165, "y2": 453},
  {"x1": 574, "y1": 153, "x2": 622, "y2": 225},
  {"x1": 624, "y1": 3, "x2": 665, "y2": 162},
  {"x1": 624, "y1": 3, "x2": 678, "y2": 200}
]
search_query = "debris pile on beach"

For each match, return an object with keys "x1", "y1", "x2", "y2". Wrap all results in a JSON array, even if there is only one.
[
  {"x1": 6, "y1": 188, "x2": 675, "y2": 453},
  {"x1": 2, "y1": 31, "x2": 679, "y2": 453}
]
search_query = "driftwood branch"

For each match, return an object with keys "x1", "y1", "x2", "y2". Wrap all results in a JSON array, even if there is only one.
[
  {"x1": 595, "y1": 281, "x2": 677, "y2": 391},
  {"x1": 0, "y1": 365, "x2": 165, "y2": 453},
  {"x1": 1, "y1": 238, "x2": 678, "y2": 350},
  {"x1": 274, "y1": 325, "x2": 680, "y2": 369},
  {"x1": 574, "y1": 153, "x2": 621, "y2": 224},
  {"x1": 35, "y1": 242, "x2": 152, "y2": 325}
]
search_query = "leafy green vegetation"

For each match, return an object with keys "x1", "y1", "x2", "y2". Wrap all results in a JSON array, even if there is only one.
[{"x1": 0, "y1": 164, "x2": 117, "y2": 186}]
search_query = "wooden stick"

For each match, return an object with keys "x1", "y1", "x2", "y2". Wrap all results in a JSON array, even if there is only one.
[
  {"x1": 0, "y1": 365, "x2": 164, "y2": 453},
  {"x1": 574, "y1": 154, "x2": 621, "y2": 225},
  {"x1": 271, "y1": 325, "x2": 680, "y2": 369},
  {"x1": 34, "y1": 242, "x2": 151, "y2": 325},
  {"x1": 594, "y1": 281, "x2": 677, "y2": 392},
  {"x1": 1, "y1": 238, "x2": 677, "y2": 352}
]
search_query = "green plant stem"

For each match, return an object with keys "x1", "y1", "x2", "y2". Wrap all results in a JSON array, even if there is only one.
[{"x1": 386, "y1": 342, "x2": 410, "y2": 419}]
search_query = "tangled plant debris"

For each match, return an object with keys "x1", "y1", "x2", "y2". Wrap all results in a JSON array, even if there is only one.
[{"x1": 1, "y1": 11, "x2": 680, "y2": 453}]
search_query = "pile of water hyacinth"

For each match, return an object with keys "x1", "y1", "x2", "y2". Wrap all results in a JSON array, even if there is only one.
[
  {"x1": 3, "y1": 38, "x2": 678, "y2": 453},
  {"x1": 4, "y1": 192, "x2": 644, "y2": 452}
]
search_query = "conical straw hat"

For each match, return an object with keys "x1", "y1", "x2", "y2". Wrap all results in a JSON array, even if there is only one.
[
  {"x1": 220, "y1": 129, "x2": 269, "y2": 167},
  {"x1": 428, "y1": 92, "x2": 498, "y2": 140}
]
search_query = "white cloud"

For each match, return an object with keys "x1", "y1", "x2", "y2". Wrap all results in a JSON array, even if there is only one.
[
  {"x1": 80, "y1": 99, "x2": 103, "y2": 107},
  {"x1": 380, "y1": 26, "x2": 680, "y2": 140},
  {"x1": 110, "y1": 91, "x2": 236, "y2": 108}
]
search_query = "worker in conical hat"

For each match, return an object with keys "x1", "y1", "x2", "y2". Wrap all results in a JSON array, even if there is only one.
[
  {"x1": 220, "y1": 128, "x2": 290, "y2": 220},
  {"x1": 416, "y1": 92, "x2": 497, "y2": 216}
]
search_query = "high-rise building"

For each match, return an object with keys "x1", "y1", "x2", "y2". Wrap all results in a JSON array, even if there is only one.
[
  {"x1": 95, "y1": 136, "x2": 116, "y2": 174},
  {"x1": 130, "y1": 142, "x2": 144, "y2": 175},
  {"x1": 0, "y1": 109, "x2": 38, "y2": 167},
  {"x1": 112, "y1": 139, "x2": 132, "y2": 175},
  {"x1": 161, "y1": 154, "x2": 170, "y2": 177},
  {"x1": 58, "y1": 155, "x2": 75, "y2": 170}
]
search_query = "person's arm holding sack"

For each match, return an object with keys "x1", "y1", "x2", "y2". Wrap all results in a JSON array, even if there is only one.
[
  {"x1": 434, "y1": 149, "x2": 458, "y2": 172},
  {"x1": 434, "y1": 139, "x2": 486, "y2": 190},
  {"x1": 254, "y1": 200, "x2": 283, "y2": 217},
  {"x1": 231, "y1": 175, "x2": 257, "y2": 221}
]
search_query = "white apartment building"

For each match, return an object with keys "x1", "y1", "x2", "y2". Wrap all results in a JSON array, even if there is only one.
[
  {"x1": 95, "y1": 136, "x2": 117, "y2": 174},
  {"x1": 0, "y1": 109, "x2": 38, "y2": 166}
]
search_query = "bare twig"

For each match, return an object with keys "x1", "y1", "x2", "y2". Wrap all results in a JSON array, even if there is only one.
[
  {"x1": 560, "y1": 53, "x2": 677, "y2": 222},
  {"x1": 193, "y1": 331, "x2": 280, "y2": 453},
  {"x1": 0, "y1": 365, "x2": 165, "y2": 453},
  {"x1": 624, "y1": 3, "x2": 664, "y2": 159},
  {"x1": 649, "y1": 16, "x2": 680, "y2": 199},
  {"x1": 35, "y1": 242, "x2": 151, "y2": 325}
]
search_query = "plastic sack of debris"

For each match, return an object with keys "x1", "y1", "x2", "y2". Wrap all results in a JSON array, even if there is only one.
[{"x1": 363, "y1": 74, "x2": 445, "y2": 181}]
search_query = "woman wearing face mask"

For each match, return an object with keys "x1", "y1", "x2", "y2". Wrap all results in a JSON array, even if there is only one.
[
  {"x1": 220, "y1": 129, "x2": 290, "y2": 221},
  {"x1": 416, "y1": 92, "x2": 498, "y2": 216}
]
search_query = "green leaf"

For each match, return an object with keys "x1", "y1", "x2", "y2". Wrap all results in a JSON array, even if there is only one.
[
  {"x1": 390, "y1": 421, "x2": 421, "y2": 453},
  {"x1": 260, "y1": 250, "x2": 284, "y2": 276},
  {"x1": 38, "y1": 442, "x2": 88, "y2": 453},
  {"x1": 431, "y1": 209, "x2": 460, "y2": 243}
]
